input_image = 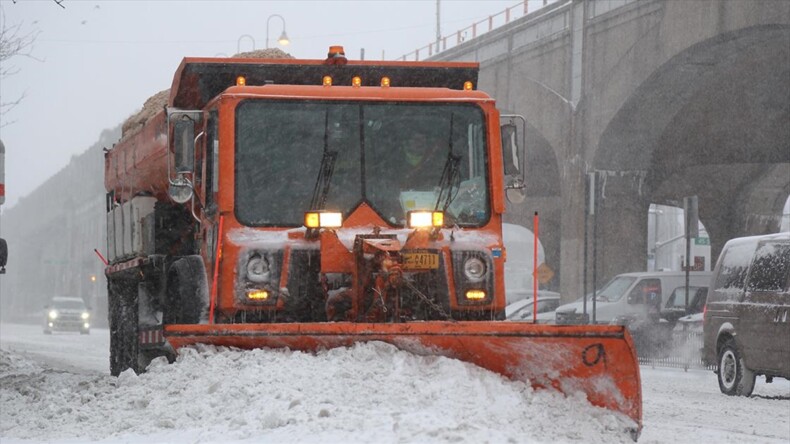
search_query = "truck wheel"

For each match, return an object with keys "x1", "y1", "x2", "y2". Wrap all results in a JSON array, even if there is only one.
[
  {"x1": 717, "y1": 339, "x2": 755, "y2": 396},
  {"x1": 109, "y1": 278, "x2": 142, "y2": 376},
  {"x1": 166, "y1": 256, "x2": 208, "y2": 324}
]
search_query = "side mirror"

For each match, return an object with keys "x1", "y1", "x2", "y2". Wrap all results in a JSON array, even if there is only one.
[
  {"x1": 0, "y1": 237, "x2": 6, "y2": 273},
  {"x1": 500, "y1": 123, "x2": 519, "y2": 176},
  {"x1": 500, "y1": 115, "x2": 527, "y2": 205},
  {"x1": 506, "y1": 187, "x2": 526, "y2": 204},
  {"x1": 168, "y1": 176, "x2": 194, "y2": 204},
  {"x1": 173, "y1": 119, "x2": 195, "y2": 173}
]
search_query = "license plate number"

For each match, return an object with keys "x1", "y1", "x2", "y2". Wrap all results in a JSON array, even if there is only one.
[{"x1": 402, "y1": 253, "x2": 439, "y2": 270}]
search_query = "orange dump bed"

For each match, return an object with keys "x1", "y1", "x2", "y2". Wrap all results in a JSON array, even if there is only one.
[{"x1": 165, "y1": 321, "x2": 642, "y2": 436}]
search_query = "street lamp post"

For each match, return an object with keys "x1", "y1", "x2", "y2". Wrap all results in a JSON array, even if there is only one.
[
  {"x1": 266, "y1": 14, "x2": 290, "y2": 48},
  {"x1": 237, "y1": 34, "x2": 255, "y2": 54}
]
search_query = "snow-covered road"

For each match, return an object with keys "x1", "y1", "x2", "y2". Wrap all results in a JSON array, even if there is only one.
[{"x1": 1, "y1": 322, "x2": 788, "y2": 444}]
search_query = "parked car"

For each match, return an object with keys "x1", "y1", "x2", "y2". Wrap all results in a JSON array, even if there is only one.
[
  {"x1": 703, "y1": 232, "x2": 790, "y2": 396},
  {"x1": 674, "y1": 312, "x2": 704, "y2": 334},
  {"x1": 554, "y1": 271, "x2": 712, "y2": 325},
  {"x1": 44, "y1": 296, "x2": 91, "y2": 335},
  {"x1": 505, "y1": 291, "x2": 561, "y2": 322},
  {"x1": 661, "y1": 285, "x2": 708, "y2": 323}
]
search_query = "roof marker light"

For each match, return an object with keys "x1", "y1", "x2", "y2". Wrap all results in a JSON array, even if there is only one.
[
  {"x1": 352, "y1": 76, "x2": 362, "y2": 88},
  {"x1": 323, "y1": 76, "x2": 333, "y2": 87},
  {"x1": 381, "y1": 77, "x2": 391, "y2": 88},
  {"x1": 463, "y1": 81, "x2": 473, "y2": 91},
  {"x1": 236, "y1": 76, "x2": 247, "y2": 86}
]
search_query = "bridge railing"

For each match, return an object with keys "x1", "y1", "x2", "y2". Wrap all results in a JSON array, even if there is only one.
[
  {"x1": 398, "y1": 0, "x2": 641, "y2": 62},
  {"x1": 398, "y1": 0, "x2": 560, "y2": 61}
]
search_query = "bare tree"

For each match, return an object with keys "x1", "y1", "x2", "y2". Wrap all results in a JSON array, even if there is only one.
[{"x1": 0, "y1": 6, "x2": 40, "y2": 127}]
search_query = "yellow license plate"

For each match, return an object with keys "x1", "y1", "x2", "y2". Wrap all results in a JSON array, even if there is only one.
[{"x1": 402, "y1": 253, "x2": 439, "y2": 270}]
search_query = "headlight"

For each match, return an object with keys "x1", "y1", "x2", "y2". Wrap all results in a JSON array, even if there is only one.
[
  {"x1": 247, "y1": 254, "x2": 271, "y2": 283},
  {"x1": 48, "y1": 310, "x2": 58, "y2": 320},
  {"x1": 407, "y1": 211, "x2": 444, "y2": 228},
  {"x1": 81, "y1": 312, "x2": 90, "y2": 320},
  {"x1": 304, "y1": 211, "x2": 342, "y2": 228},
  {"x1": 463, "y1": 257, "x2": 486, "y2": 282}
]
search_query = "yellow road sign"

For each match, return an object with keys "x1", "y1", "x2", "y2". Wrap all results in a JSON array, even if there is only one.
[{"x1": 534, "y1": 263, "x2": 554, "y2": 284}]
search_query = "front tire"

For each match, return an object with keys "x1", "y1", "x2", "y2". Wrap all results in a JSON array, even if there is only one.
[
  {"x1": 165, "y1": 256, "x2": 208, "y2": 325},
  {"x1": 717, "y1": 339, "x2": 755, "y2": 396}
]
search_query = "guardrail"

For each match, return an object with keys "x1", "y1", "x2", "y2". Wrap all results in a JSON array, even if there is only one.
[
  {"x1": 398, "y1": 0, "x2": 642, "y2": 62},
  {"x1": 635, "y1": 326, "x2": 715, "y2": 371},
  {"x1": 398, "y1": 0, "x2": 559, "y2": 61}
]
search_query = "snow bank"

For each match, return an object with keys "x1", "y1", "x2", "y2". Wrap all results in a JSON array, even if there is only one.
[{"x1": 1, "y1": 343, "x2": 634, "y2": 444}]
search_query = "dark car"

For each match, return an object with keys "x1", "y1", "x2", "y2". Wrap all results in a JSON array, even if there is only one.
[
  {"x1": 44, "y1": 296, "x2": 91, "y2": 335},
  {"x1": 702, "y1": 233, "x2": 790, "y2": 396}
]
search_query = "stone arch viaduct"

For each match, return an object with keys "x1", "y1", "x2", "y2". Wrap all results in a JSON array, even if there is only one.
[{"x1": 430, "y1": 0, "x2": 790, "y2": 301}]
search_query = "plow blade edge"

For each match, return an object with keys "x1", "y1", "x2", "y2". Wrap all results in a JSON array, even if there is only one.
[{"x1": 165, "y1": 322, "x2": 642, "y2": 434}]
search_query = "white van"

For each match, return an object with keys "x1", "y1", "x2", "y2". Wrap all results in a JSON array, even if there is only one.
[
  {"x1": 502, "y1": 223, "x2": 545, "y2": 305},
  {"x1": 554, "y1": 271, "x2": 712, "y2": 325}
]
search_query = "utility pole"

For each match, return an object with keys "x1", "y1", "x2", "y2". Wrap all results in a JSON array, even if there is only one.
[
  {"x1": 0, "y1": 138, "x2": 6, "y2": 274},
  {"x1": 435, "y1": 0, "x2": 441, "y2": 53},
  {"x1": 683, "y1": 196, "x2": 699, "y2": 312}
]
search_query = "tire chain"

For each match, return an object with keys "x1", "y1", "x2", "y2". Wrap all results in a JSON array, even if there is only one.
[{"x1": 401, "y1": 277, "x2": 454, "y2": 321}]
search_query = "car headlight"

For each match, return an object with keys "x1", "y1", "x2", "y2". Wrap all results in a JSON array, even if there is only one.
[
  {"x1": 48, "y1": 310, "x2": 58, "y2": 320},
  {"x1": 247, "y1": 254, "x2": 271, "y2": 283},
  {"x1": 81, "y1": 312, "x2": 90, "y2": 320},
  {"x1": 463, "y1": 257, "x2": 486, "y2": 282}
]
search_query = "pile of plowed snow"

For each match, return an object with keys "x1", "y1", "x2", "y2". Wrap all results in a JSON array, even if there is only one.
[
  {"x1": 1, "y1": 343, "x2": 634, "y2": 444},
  {"x1": 119, "y1": 48, "x2": 294, "y2": 143}
]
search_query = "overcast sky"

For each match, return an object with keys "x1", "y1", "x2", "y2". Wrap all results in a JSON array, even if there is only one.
[{"x1": 0, "y1": 0, "x2": 547, "y2": 209}]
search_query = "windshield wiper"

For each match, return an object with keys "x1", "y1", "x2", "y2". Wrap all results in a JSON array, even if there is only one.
[
  {"x1": 434, "y1": 114, "x2": 462, "y2": 214},
  {"x1": 309, "y1": 110, "x2": 338, "y2": 211}
]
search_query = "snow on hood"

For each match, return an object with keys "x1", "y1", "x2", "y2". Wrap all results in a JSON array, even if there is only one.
[
  {"x1": 228, "y1": 226, "x2": 500, "y2": 252},
  {"x1": 0, "y1": 343, "x2": 635, "y2": 444}
]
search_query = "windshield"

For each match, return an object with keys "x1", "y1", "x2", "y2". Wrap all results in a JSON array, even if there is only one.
[
  {"x1": 586, "y1": 276, "x2": 637, "y2": 303},
  {"x1": 52, "y1": 299, "x2": 86, "y2": 310},
  {"x1": 235, "y1": 100, "x2": 489, "y2": 227}
]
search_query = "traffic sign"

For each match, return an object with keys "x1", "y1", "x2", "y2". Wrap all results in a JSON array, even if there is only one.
[{"x1": 534, "y1": 263, "x2": 554, "y2": 284}]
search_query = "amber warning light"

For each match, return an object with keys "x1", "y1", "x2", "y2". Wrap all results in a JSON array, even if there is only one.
[{"x1": 326, "y1": 45, "x2": 348, "y2": 65}]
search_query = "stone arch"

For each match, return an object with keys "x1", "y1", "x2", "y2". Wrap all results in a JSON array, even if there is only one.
[{"x1": 593, "y1": 24, "x2": 790, "y2": 279}]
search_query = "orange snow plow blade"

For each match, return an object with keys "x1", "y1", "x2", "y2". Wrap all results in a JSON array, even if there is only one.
[{"x1": 165, "y1": 322, "x2": 642, "y2": 435}]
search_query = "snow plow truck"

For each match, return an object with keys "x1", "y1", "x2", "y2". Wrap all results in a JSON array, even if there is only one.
[{"x1": 103, "y1": 46, "x2": 642, "y2": 437}]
